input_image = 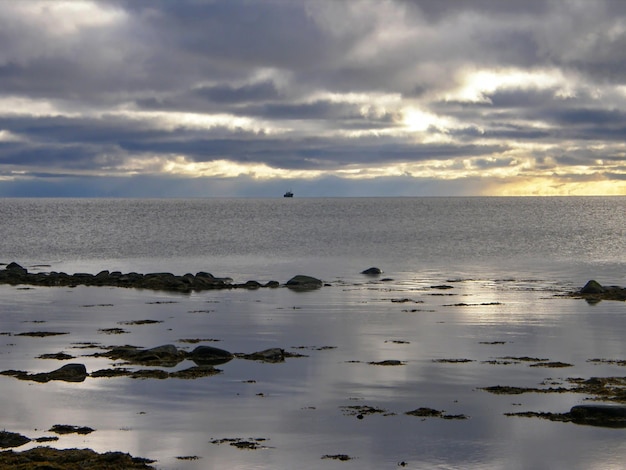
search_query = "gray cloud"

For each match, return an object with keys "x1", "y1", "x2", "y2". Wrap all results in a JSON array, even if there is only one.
[{"x1": 0, "y1": 0, "x2": 624, "y2": 196}]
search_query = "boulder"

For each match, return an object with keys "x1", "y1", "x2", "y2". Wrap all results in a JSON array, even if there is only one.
[
  {"x1": 285, "y1": 275, "x2": 322, "y2": 290},
  {"x1": 242, "y1": 280, "x2": 262, "y2": 289},
  {"x1": 1, "y1": 363, "x2": 89, "y2": 383},
  {"x1": 361, "y1": 267, "x2": 382, "y2": 275},
  {"x1": 580, "y1": 280, "x2": 605, "y2": 294},
  {"x1": 570, "y1": 404, "x2": 626, "y2": 427},
  {"x1": 0, "y1": 431, "x2": 31, "y2": 448},
  {"x1": 46, "y1": 363, "x2": 88, "y2": 381},
  {"x1": 5, "y1": 262, "x2": 27, "y2": 274},
  {"x1": 189, "y1": 345, "x2": 234, "y2": 365}
]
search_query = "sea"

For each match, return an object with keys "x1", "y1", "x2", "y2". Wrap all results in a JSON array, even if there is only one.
[{"x1": 1, "y1": 197, "x2": 625, "y2": 469}]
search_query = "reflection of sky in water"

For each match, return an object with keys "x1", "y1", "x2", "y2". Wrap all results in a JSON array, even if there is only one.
[{"x1": 2, "y1": 272, "x2": 626, "y2": 469}]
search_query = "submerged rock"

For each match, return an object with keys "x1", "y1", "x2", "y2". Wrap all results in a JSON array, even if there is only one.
[
  {"x1": 238, "y1": 348, "x2": 286, "y2": 363},
  {"x1": 48, "y1": 424, "x2": 94, "y2": 435}
]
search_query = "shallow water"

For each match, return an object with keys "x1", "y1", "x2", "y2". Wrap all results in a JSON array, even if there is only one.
[{"x1": 2, "y1": 270, "x2": 626, "y2": 469}]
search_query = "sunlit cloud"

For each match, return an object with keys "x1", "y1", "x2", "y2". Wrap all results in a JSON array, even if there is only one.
[
  {"x1": 446, "y1": 68, "x2": 574, "y2": 103},
  {"x1": 401, "y1": 107, "x2": 453, "y2": 133},
  {"x1": 6, "y1": 0, "x2": 126, "y2": 36}
]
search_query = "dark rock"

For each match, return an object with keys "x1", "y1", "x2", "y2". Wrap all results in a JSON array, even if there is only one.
[
  {"x1": 571, "y1": 404, "x2": 626, "y2": 417},
  {"x1": 368, "y1": 360, "x2": 404, "y2": 366},
  {"x1": 16, "y1": 331, "x2": 68, "y2": 337},
  {"x1": 0, "y1": 262, "x2": 283, "y2": 292},
  {"x1": 581, "y1": 280, "x2": 605, "y2": 294},
  {"x1": 322, "y1": 454, "x2": 353, "y2": 461},
  {"x1": 405, "y1": 407, "x2": 444, "y2": 417},
  {"x1": 243, "y1": 280, "x2": 262, "y2": 289},
  {"x1": 509, "y1": 404, "x2": 626, "y2": 428},
  {"x1": 104, "y1": 344, "x2": 186, "y2": 367},
  {"x1": 91, "y1": 366, "x2": 222, "y2": 380},
  {"x1": 3, "y1": 363, "x2": 89, "y2": 383},
  {"x1": 361, "y1": 267, "x2": 382, "y2": 275},
  {"x1": 574, "y1": 280, "x2": 626, "y2": 301},
  {"x1": 37, "y1": 352, "x2": 75, "y2": 360},
  {"x1": 45, "y1": 363, "x2": 88, "y2": 382},
  {"x1": 5, "y1": 262, "x2": 27, "y2": 274},
  {"x1": 196, "y1": 271, "x2": 215, "y2": 279},
  {"x1": 285, "y1": 275, "x2": 322, "y2": 290},
  {"x1": 0, "y1": 431, "x2": 31, "y2": 448},
  {"x1": 49, "y1": 424, "x2": 95, "y2": 435},
  {"x1": 0, "y1": 447, "x2": 156, "y2": 469},
  {"x1": 95, "y1": 270, "x2": 110, "y2": 279},
  {"x1": 167, "y1": 366, "x2": 222, "y2": 379},
  {"x1": 189, "y1": 345, "x2": 234, "y2": 365},
  {"x1": 239, "y1": 348, "x2": 286, "y2": 363}
]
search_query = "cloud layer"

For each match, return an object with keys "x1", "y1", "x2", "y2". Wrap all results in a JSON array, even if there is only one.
[{"x1": 1, "y1": 0, "x2": 625, "y2": 196}]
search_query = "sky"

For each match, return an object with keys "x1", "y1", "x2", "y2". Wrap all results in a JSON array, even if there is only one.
[{"x1": 1, "y1": 0, "x2": 626, "y2": 197}]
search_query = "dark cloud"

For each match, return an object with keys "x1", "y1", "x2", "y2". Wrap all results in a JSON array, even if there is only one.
[
  {"x1": 0, "y1": 0, "x2": 624, "y2": 196},
  {"x1": 192, "y1": 81, "x2": 280, "y2": 104}
]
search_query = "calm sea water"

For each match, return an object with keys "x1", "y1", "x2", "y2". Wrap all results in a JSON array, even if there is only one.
[
  {"x1": 1, "y1": 197, "x2": 624, "y2": 283},
  {"x1": 1, "y1": 197, "x2": 626, "y2": 470}
]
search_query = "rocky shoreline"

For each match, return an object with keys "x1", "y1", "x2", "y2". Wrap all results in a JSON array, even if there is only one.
[{"x1": 0, "y1": 262, "x2": 325, "y2": 292}]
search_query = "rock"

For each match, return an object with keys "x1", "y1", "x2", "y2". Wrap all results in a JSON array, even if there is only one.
[
  {"x1": 49, "y1": 424, "x2": 95, "y2": 435},
  {"x1": 361, "y1": 267, "x2": 382, "y2": 275},
  {"x1": 285, "y1": 275, "x2": 322, "y2": 290},
  {"x1": 189, "y1": 345, "x2": 234, "y2": 365},
  {"x1": 580, "y1": 280, "x2": 605, "y2": 294},
  {"x1": 239, "y1": 348, "x2": 286, "y2": 363},
  {"x1": 571, "y1": 404, "x2": 626, "y2": 418},
  {"x1": 45, "y1": 363, "x2": 88, "y2": 382},
  {"x1": 103, "y1": 344, "x2": 186, "y2": 366},
  {"x1": 5, "y1": 262, "x2": 27, "y2": 274},
  {"x1": 0, "y1": 447, "x2": 156, "y2": 469},
  {"x1": 1, "y1": 363, "x2": 88, "y2": 383},
  {"x1": 574, "y1": 280, "x2": 626, "y2": 301},
  {"x1": 0, "y1": 431, "x2": 31, "y2": 448},
  {"x1": 569, "y1": 404, "x2": 626, "y2": 427},
  {"x1": 243, "y1": 280, "x2": 262, "y2": 289},
  {"x1": 368, "y1": 360, "x2": 404, "y2": 366},
  {"x1": 0, "y1": 262, "x2": 279, "y2": 292}
]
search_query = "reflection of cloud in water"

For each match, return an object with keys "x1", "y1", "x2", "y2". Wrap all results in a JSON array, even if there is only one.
[{"x1": 1, "y1": 273, "x2": 626, "y2": 468}]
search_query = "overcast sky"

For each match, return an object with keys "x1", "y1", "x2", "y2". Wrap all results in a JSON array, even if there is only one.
[{"x1": 1, "y1": 0, "x2": 625, "y2": 197}]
